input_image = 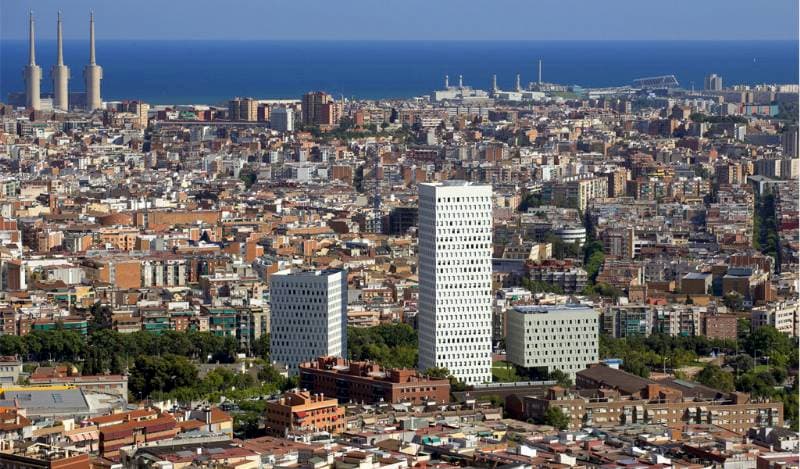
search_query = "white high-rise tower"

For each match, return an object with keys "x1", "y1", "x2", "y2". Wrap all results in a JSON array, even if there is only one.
[
  {"x1": 23, "y1": 11, "x2": 42, "y2": 111},
  {"x1": 51, "y1": 12, "x2": 70, "y2": 111},
  {"x1": 83, "y1": 11, "x2": 103, "y2": 111},
  {"x1": 418, "y1": 181, "x2": 493, "y2": 384}
]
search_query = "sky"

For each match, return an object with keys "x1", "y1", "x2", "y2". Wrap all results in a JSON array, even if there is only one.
[{"x1": 1, "y1": 0, "x2": 798, "y2": 41}]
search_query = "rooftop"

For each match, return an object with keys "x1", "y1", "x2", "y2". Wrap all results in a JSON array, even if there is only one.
[{"x1": 513, "y1": 304, "x2": 596, "y2": 314}]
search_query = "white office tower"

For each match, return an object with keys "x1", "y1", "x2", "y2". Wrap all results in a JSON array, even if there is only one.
[
  {"x1": 506, "y1": 305, "x2": 598, "y2": 378},
  {"x1": 271, "y1": 107, "x2": 294, "y2": 132},
  {"x1": 51, "y1": 12, "x2": 70, "y2": 111},
  {"x1": 269, "y1": 269, "x2": 347, "y2": 375},
  {"x1": 23, "y1": 11, "x2": 42, "y2": 111},
  {"x1": 83, "y1": 12, "x2": 103, "y2": 111},
  {"x1": 418, "y1": 181, "x2": 493, "y2": 384}
]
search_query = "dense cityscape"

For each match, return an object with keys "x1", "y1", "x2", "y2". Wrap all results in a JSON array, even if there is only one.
[{"x1": 0, "y1": 7, "x2": 798, "y2": 469}]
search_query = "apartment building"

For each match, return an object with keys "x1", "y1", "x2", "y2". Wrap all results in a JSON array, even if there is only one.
[{"x1": 264, "y1": 391, "x2": 345, "y2": 437}]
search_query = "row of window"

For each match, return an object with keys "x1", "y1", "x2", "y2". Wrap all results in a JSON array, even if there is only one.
[
  {"x1": 526, "y1": 318, "x2": 598, "y2": 325},
  {"x1": 435, "y1": 196, "x2": 490, "y2": 203}
]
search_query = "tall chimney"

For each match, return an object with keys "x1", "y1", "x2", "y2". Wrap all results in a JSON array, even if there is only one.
[
  {"x1": 491, "y1": 74, "x2": 498, "y2": 93},
  {"x1": 538, "y1": 59, "x2": 543, "y2": 84},
  {"x1": 23, "y1": 11, "x2": 42, "y2": 111},
  {"x1": 515, "y1": 74, "x2": 521, "y2": 92},
  {"x1": 83, "y1": 11, "x2": 103, "y2": 111},
  {"x1": 51, "y1": 11, "x2": 70, "y2": 111}
]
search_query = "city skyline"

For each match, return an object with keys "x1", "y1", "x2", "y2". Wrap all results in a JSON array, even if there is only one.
[
  {"x1": 1, "y1": 0, "x2": 798, "y2": 41},
  {"x1": 0, "y1": 0, "x2": 797, "y2": 461}
]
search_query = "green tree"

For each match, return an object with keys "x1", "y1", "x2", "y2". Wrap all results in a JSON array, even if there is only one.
[
  {"x1": 129, "y1": 354, "x2": 198, "y2": 399},
  {"x1": 543, "y1": 406, "x2": 571, "y2": 430},
  {"x1": 549, "y1": 369, "x2": 573, "y2": 388},
  {"x1": 0, "y1": 335, "x2": 27, "y2": 357},
  {"x1": 253, "y1": 334, "x2": 270, "y2": 361},
  {"x1": 695, "y1": 364, "x2": 735, "y2": 392},
  {"x1": 423, "y1": 367, "x2": 451, "y2": 379},
  {"x1": 582, "y1": 240, "x2": 605, "y2": 284},
  {"x1": 88, "y1": 303, "x2": 113, "y2": 332},
  {"x1": 347, "y1": 323, "x2": 418, "y2": 368},
  {"x1": 110, "y1": 354, "x2": 125, "y2": 374},
  {"x1": 722, "y1": 292, "x2": 744, "y2": 312}
]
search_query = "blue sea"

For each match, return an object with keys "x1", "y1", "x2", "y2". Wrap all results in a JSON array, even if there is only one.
[{"x1": 1, "y1": 40, "x2": 797, "y2": 104}]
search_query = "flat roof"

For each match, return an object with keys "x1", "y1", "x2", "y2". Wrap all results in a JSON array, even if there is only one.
[
  {"x1": 683, "y1": 272, "x2": 711, "y2": 280},
  {"x1": 513, "y1": 304, "x2": 596, "y2": 314},
  {"x1": 421, "y1": 180, "x2": 487, "y2": 187}
]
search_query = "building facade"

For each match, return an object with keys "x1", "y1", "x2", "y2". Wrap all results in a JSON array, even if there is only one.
[
  {"x1": 270, "y1": 269, "x2": 347, "y2": 375},
  {"x1": 418, "y1": 182, "x2": 493, "y2": 385},
  {"x1": 506, "y1": 305, "x2": 599, "y2": 378},
  {"x1": 271, "y1": 106, "x2": 294, "y2": 132},
  {"x1": 298, "y1": 356, "x2": 451, "y2": 405},
  {"x1": 264, "y1": 390, "x2": 345, "y2": 437}
]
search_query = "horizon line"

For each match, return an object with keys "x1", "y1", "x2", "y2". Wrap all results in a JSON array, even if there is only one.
[{"x1": 1, "y1": 37, "x2": 798, "y2": 42}]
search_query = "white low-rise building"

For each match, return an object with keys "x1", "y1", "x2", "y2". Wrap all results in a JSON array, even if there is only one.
[{"x1": 507, "y1": 304, "x2": 599, "y2": 378}]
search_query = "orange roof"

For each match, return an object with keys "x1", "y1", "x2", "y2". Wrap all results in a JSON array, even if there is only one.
[
  {"x1": 88, "y1": 408, "x2": 157, "y2": 425},
  {"x1": 178, "y1": 419, "x2": 205, "y2": 431},
  {"x1": 209, "y1": 407, "x2": 232, "y2": 424},
  {"x1": 101, "y1": 414, "x2": 177, "y2": 436}
]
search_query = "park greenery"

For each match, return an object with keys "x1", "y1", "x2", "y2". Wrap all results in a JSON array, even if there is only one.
[{"x1": 347, "y1": 323, "x2": 418, "y2": 368}]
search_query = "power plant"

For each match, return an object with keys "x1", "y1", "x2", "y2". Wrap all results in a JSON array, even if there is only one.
[
  {"x1": 21, "y1": 11, "x2": 102, "y2": 112},
  {"x1": 51, "y1": 12, "x2": 70, "y2": 111}
]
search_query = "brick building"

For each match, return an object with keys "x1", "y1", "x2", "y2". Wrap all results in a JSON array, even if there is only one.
[
  {"x1": 264, "y1": 390, "x2": 345, "y2": 437},
  {"x1": 97, "y1": 411, "x2": 178, "y2": 459},
  {"x1": 299, "y1": 356, "x2": 450, "y2": 405},
  {"x1": 507, "y1": 365, "x2": 783, "y2": 433},
  {"x1": 701, "y1": 313, "x2": 739, "y2": 340}
]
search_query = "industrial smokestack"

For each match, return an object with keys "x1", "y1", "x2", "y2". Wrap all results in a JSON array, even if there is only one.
[
  {"x1": 538, "y1": 59, "x2": 542, "y2": 84},
  {"x1": 83, "y1": 11, "x2": 103, "y2": 111},
  {"x1": 23, "y1": 11, "x2": 42, "y2": 110},
  {"x1": 51, "y1": 11, "x2": 70, "y2": 111},
  {"x1": 515, "y1": 74, "x2": 521, "y2": 92},
  {"x1": 491, "y1": 74, "x2": 498, "y2": 93}
]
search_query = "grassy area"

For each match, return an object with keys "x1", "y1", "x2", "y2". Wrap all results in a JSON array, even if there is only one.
[{"x1": 492, "y1": 361, "x2": 521, "y2": 382}]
